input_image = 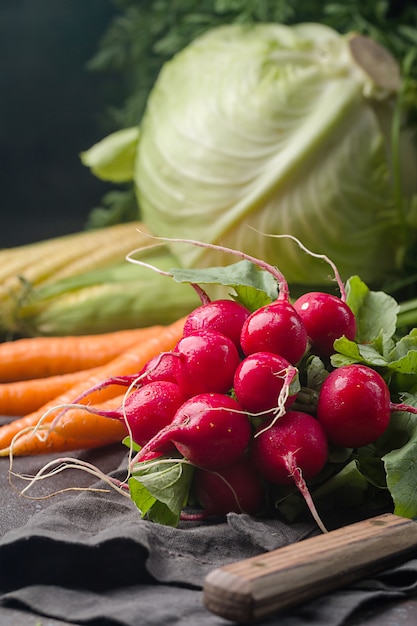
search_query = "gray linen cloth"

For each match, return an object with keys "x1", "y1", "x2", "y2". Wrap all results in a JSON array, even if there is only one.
[{"x1": 0, "y1": 447, "x2": 416, "y2": 626}]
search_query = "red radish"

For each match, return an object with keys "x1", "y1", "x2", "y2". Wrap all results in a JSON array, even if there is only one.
[
  {"x1": 316, "y1": 364, "x2": 417, "y2": 450},
  {"x1": 251, "y1": 411, "x2": 328, "y2": 486},
  {"x1": 240, "y1": 300, "x2": 308, "y2": 364},
  {"x1": 50, "y1": 351, "x2": 181, "y2": 415},
  {"x1": 233, "y1": 352, "x2": 299, "y2": 416},
  {"x1": 183, "y1": 299, "x2": 251, "y2": 349},
  {"x1": 70, "y1": 380, "x2": 185, "y2": 447},
  {"x1": 316, "y1": 364, "x2": 391, "y2": 448},
  {"x1": 293, "y1": 292, "x2": 357, "y2": 358},
  {"x1": 128, "y1": 235, "x2": 350, "y2": 368},
  {"x1": 97, "y1": 352, "x2": 180, "y2": 391},
  {"x1": 132, "y1": 392, "x2": 252, "y2": 470},
  {"x1": 136, "y1": 352, "x2": 180, "y2": 385},
  {"x1": 182, "y1": 456, "x2": 265, "y2": 520},
  {"x1": 138, "y1": 236, "x2": 311, "y2": 365},
  {"x1": 135, "y1": 449, "x2": 167, "y2": 462},
  {"x1": 174, "y1": 330, "x2": 241, "y2": 397},
  {"x1": 250, "y1": 410, "x2": 329, "y2": 532}
]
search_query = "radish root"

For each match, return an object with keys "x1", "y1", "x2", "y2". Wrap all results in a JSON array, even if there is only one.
[
  {"x1": 285, "y1": 452, "x2": 328, "y2": 534},
  {"x1": 254, "y1": 365, "x2": 299, "y2": 438},
  {"x1": 250, "y1": 229, "x2": 347, "y2": 301}
]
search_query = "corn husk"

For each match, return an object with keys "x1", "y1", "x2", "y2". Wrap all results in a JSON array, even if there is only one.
[
  {"x1": 0, "y1": 222, "x2": 159, "y2": 336},
  {"x1": 5, "y1": 249, "x2": 200, "y2": 336}
]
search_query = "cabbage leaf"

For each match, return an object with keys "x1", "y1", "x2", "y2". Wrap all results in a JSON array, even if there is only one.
[{"x1": 83, "y1": 22, "x2": 417, "y2": 286}]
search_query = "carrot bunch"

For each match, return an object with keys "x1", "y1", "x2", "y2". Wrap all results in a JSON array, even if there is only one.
[{"x1": 0, "y1": 318, "x2": 186, "y2": 456}]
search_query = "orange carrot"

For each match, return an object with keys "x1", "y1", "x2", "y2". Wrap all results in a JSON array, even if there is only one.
[
  {"x1": 0, "y1": 325, "x2": 166, "y2": 382},
  {"x1": 51, "y1": 394, "x2": 129, "y2": 441},
  {"x1": 0, "y1": 316, "x2": 186, "y2": 454},
  {"x1": 0, "y1": 365, "x2": 108, "y2": 416},
  {"x1": 0, "y1": 395, "x2": 129, "y2": 457},
  {"x1": 3, "y1": 432, "x2": 124, "y2": 457}
]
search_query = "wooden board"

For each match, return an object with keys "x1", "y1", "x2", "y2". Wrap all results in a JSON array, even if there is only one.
[{"x1": 203, "y1": 513, "x2": 417, "y2": 623}]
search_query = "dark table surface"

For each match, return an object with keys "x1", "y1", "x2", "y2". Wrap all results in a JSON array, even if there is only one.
[
  {"x1": 0, "y1": 438, "x2": 126, "y2": 625},
  {"x1": 1, "y1": 436, "x2": 417, "y2": 626}
]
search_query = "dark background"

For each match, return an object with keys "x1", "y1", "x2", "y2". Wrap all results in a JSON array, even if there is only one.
[{"x1": 0, "y1": 0, "x2": 118, "y2": 247}]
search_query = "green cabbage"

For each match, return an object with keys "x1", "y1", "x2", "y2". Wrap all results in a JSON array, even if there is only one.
[{"x1": 82, "y1": 22, "x2": 417, "y2": 287}]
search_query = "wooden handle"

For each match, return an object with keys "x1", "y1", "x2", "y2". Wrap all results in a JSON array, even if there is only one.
[{"x1": 203, "y1": 513, "x2": 417, "y2": 623}]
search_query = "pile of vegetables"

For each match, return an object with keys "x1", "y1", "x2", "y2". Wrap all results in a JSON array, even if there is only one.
[
  {"x1": 121, "y1": 243, "x2": 417, "y2": 529},
  {"x1": 2, "y1": 3, "x2": 417, "y2": 534},
  {"x1": 7, "y1": 238, "x2": 417, "y2": 533}
]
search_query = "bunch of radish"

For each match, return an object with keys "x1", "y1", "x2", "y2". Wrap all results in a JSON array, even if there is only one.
[{"x1": 65, "y1": 238, "x2": 417, "y2": 532}]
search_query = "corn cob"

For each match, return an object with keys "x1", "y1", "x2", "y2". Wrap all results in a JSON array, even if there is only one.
[
  {"x1": 0, "y1": 222, "x2": 154, "y2": 335},
  {"x1": 8, "y1": 249, "x2": 200, "y2": 336},
  {"x1": 0, "y1": 221, "x2": 150, "y2": 285},
  {"x1": 0, "y1": 222, "x2": 147, "y2": 283}
]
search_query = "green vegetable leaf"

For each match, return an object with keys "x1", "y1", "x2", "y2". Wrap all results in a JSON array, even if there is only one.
[
  {"x1": 388, "y1": 348, "x2": 417, "y2": 385},
  {"x1": 383, "y1": 402, "x2": 417, "y2": 518},
  {"x1": 144, "y1": 499, "x2": 180, "y2": 527},
  {"x1": 170, "y1": 259, "x2": 278, "y2": 307},
  {"x1": 345, "y1": 275, "x2": 399, "y2": 343},
  {"x1": 312, "y1": 460, "x2": 371, "y2": 509},
  {"x1": 388, "y1": 328, "x2": 417, "y2": 366},
  {"x1": 354, "y1": 456, "x2": 387, "y2": 490},
  {"x1": 129, "y1": 476, "x2": 179, "y2": 527},
  {"x1": 276, "y1": 459, "x2": 371, "y2": 522},
  {"x1": 128, "y1": 477, "x2": 158, "y2": 516},
  {"x1": 129, "y1": 459, "x2": 194, "y2": 527},
  {"x1": 386, "y1": 329, "x2": 417, "y2": 390},
  {"x1": 332, "y1": 305, "x2": 417, "y2": 385},
  {"x1": 331, "y1": 335, "x2": 389, "y2": 368},
  {"x1": 232, "y1": 284, "x2": 273, "y2": 311},
  {"x1": 305, "y1": 355, "x2": 329, "y2": 391},
  {"x1": 122, "y1": 436, "x2": 141, "y2": 452},
  {"x1": 80, "y1": 127, "x2": 140, "y2": 183},
  {"x1": 332, "y1": 277, "x2": 403, "y2": 368}
]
